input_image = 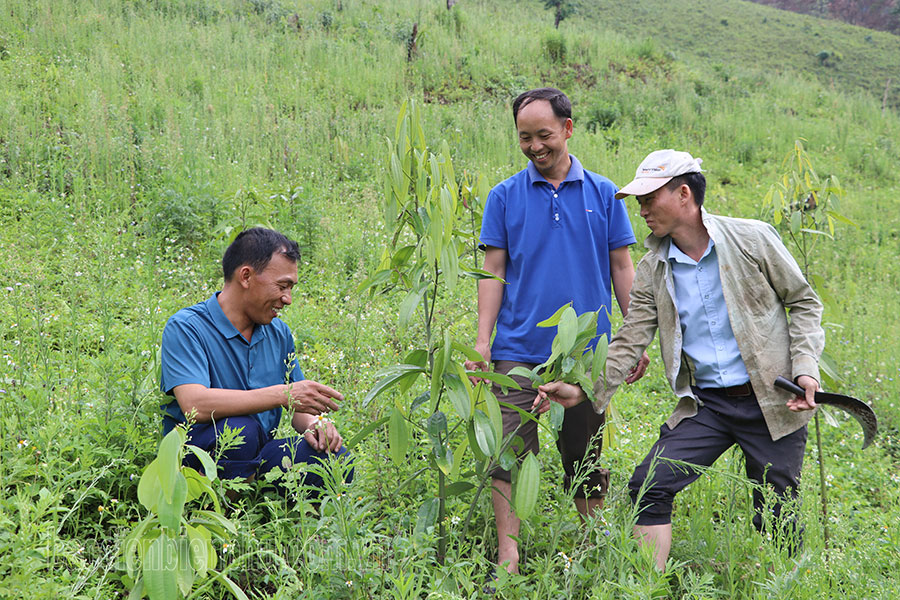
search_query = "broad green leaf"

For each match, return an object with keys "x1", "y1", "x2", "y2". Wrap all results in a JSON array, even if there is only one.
[
  {"x1": 465, "y1": 371, "x2": 522, "y2": 391},
  {"x1": 402, "y1": 349, "x2": 429, "y2": 368},
  {"x1": 473, "y1": 410, "x2": 497, "y2": 456},
  {"x1": 415, "y1": 498, "x2": 440, "y2": 535},
  {"x1": 790, "y1": 210, "x2": 801, "y2": 235},
  {"x1": 426, "y1": 410, "x2": 448, "y2": 453},
  {"x1": 363, "y1": 364, "x2": 426, "y2": 407},
  {"x1": 192, "y1": 510, "x2": 237, "y2": 536},
  {"x1": 825, "y1": 209, "x2": 857, "y2": 228},
  {"x1": 184, "y1": 445, "x2": 217, "y2": 481},
  {"x1": 185, "y1": 523, "x2": 211, "y2": 578},
  {"x1": 435, "y1": 446, "x2": 453, "y2": 476},
  {"x1": 451, "y1": 341, "x2": 488, "y2": 364},
  {"x1": 507, "y1": 366, "x2": 543, "y2": 386},
  {"x1": 536, "y1": 302, "x2": 572, "y2": 328},
  {"x1": 127, "y1": 578, "x2": 144, "y2": 600},
  {"x1": 444, "y1": 373, "x2": 471, "y2": 420},
  {"x1": 498, "y1": 446, "x2": 518, "y2": 471},
  {"x1": 389, "y1": 407, "x2": 408, "y2": 466},
  {"x1": 550, "y1": 401, "x2": 565, "y2": 432},
  {"x1": 443, "y1": 481, "x2": 475, "y2": 497},
  {"x1": 602, "y1": 401, "x2": 621, "y2": 452},
  {"x1": 819, "y1": 405, "x2": 839, "y2": 428},
  {"x1": 345, "y1": 415, "x2": 389, "y2": 449},
  {"x1": 355, "y1": 268, "x2": 393, "y2": 294},
  {"x1": 410, "y1": 390, "x2": 431, "y2": 413},
  {"x1": 137, "y1": 459, "x2": 163, "y2": 512},
  {"x1": 591, "y1": 334, "x2": 608, "y2": 379},
  {"x1": 483, "y1": 388, "x2": 504, "y2": 444},
  {"x1": 183, "y1": 467, "x2": 220, "y2": 512},
  {"x1": 561, "y1": 356, "x2": 576, "y2": 376},
  {"x1": 449, "y1": 437, "x2": 468, "y2": 480},
  {"x1": 157, "y1": 429, "x2": 184, "y2": 503},
  {"x1": 399, "y1": 288, "x2": 426, "y2": 331},
  {"x1": 157, "y1": 471, "x2": 188, "y2": 532},
  {"x1": 514, "y1": 453, "x2": 540, "y2": 520},
  {"x1": 431, "y1": 346, "x2": 446, "y2": 410},
  {"x1": 818, "y1": 350, "x2": 842, "y2": 386},
  {"x1": 144, "y1": 533, "x2": 177, "y2": 600},
  {"x1": 123, "y1": 516, "x2": 157, "y2": 579},
  {"x1": 557, "y1": 307, "x2": 577, "y2": 355},
  {"x1": 390, "y1": 245, "x2": 417, "y2": 268},
  {"x1": 216, "y1": 572, "x2": 250, "y2": 600},
  {"x1": 175, "y1": 536, "x2": 194, "y2": 596},
  {"x1": 461, "y1": 268, "x2": 505, "y2": 281},
  {"x1": 467, "y1": 420, "x2": 487, "y2": 462}
]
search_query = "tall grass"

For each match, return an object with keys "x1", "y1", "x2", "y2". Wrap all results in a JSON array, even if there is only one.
[{"x1": 1, "y1": 0, "x2": 899, "y2": 597}]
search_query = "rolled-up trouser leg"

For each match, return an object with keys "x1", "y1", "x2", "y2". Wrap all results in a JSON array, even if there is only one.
[{"x1": 490, "y1": 360, "x2": 608, "y2": 499}]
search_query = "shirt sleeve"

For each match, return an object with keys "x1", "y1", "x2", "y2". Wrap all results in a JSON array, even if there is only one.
[
  {"x1": 606, "y1": 187, "x2": 637, "y2": 250},
  {"x1": 160, "y1": 317, "x2": 211, "y2": 395},
  {"x1": 479, "y1": 187, "x2": 508, "y2": 250}
]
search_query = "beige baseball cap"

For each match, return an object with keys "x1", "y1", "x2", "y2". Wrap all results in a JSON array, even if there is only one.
[{"x1": 615, "y1": 149, "x2": 704, "y2": 199}]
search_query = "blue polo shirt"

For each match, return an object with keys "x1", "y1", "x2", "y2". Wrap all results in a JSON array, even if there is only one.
[
  {"x1": 480, "y1": 156, "x2": 636, "y2": 363},
  {"x1": 160, "y1": 293, "x2": 302, "y2": 435}
]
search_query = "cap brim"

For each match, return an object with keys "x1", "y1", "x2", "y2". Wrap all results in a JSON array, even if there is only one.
[{"x1": 614, "y1": 176, "x2": 672, "y2": 199}]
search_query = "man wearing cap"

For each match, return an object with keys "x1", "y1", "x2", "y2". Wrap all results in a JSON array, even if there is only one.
[
  {"x1": 534, "y1": 149, "x2": 824, "y2": 570},
  {"x1": 464, "y1": 87, "x2": 649, "y2": 574}
]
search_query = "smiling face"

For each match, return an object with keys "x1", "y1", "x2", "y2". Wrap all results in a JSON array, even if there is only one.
[
  {"x1": 515, "y1": 99, "x2": 572, "y2": 182},
  {"x1": 243, "y1": 251, "x2": 298, "y2": 326}
]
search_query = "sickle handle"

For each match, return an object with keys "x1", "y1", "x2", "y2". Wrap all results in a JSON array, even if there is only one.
[{"x1": 774, "y1": 375, "x2": 805, "y2": 396}]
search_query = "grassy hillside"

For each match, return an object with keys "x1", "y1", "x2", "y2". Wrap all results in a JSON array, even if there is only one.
[
  {"x1": 1, "y1": 0, "x2": 899, "y2": 598},
  {"x1": 578, "y1": 0, "x2": 900, "y2": 107}
]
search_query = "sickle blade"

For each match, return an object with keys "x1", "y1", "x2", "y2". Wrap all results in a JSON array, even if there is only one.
[
  {"x1": 814, "y1": 392, "x2": 878, "y2": 450},
  {"x1": 773, "y1": 376, "x2": 878, "y2": 449}
]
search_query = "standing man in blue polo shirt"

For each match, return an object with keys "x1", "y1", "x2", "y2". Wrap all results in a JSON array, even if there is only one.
[
  {"x1": 160, "y1": 227, "x2": 350, "y2": 494},
  {"x1": 464, "y1": 87, "x2": 648, "y2": 574}
]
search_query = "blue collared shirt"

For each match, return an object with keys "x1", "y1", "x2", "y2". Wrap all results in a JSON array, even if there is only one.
[
  {"x1": 479, "y1": 155, "x2": 636, "y2": 362},
  {"x1": 160, "y1": 293, "x2": 302, "y2": 434},
  {"x1": 668, "y1": 239, "x2": 750, "y2": 388}
]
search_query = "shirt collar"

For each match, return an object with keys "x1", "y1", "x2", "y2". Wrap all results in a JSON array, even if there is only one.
[
  {"x1": 526, "y1": 154, "x2": 584, "y2": 185},
  {"x1": 667, "y1": 237, "x2": 714, "y2": 265},
  {"x1": 205, "y1": 292, "x2": 267, "y2": 345}
]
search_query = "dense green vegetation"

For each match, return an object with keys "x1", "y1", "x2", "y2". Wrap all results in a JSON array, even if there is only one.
[{"x1": 1, "y1": 0, "x2": 898, "y2": 597}]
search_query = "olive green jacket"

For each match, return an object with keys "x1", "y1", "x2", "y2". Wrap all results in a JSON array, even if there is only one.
[{"x1": 594, "y1": 210, "x2": 825, "y2": 441}]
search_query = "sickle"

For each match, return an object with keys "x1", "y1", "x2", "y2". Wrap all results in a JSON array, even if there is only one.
[{"x1": 774, "y1": 376, "x2": 878, "y2": 449}]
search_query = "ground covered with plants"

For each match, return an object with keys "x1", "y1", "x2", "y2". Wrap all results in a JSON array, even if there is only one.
[{"x1": 1, "y1": 0, "x2": 898, "y2": 598}]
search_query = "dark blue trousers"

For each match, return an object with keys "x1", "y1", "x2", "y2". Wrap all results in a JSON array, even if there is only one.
[
  {"x1": 629, "y1": 386, "x2": 807, "y2": 533},
  {"x1": 180, "y1": 415, "x2": 352, "y2": 495}
]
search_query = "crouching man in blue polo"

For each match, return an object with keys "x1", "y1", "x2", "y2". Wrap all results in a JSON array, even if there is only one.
[{"x1": 160, "y1": 227, "x2": 351, "y2": 495}]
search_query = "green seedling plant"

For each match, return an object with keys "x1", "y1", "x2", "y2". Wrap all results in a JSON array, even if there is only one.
[
  {"x1": 507, "y1": 304, "x2": 617, "y2": 450},
  {"x1": 121, "y1": 427, "x2": 247, "y2": 600},
  {"x1": 360, "y1": 99, "x2": 561, "y2": 562},
  {"x1": 762, "y1": 138, "x2": 857, "y2": 547}
]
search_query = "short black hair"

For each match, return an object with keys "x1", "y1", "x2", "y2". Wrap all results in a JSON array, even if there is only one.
[
  {"x1": 222, "y1": 227, "x2": 300, "y2": 281},
  {"x1": 512, "y1": 87, "x2": 572, "y2": 124},
  {"x1": 665, "y1": 172, "x2": 706, "y2": 207}
]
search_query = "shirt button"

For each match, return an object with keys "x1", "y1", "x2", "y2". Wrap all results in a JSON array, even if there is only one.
[
  {"x1": 698, "y1": 267, "x2": 703, "y2": 271},
  {"x1": 718, "y1": 346, "x2": 724, "y2": 351},
  {"x1": 711, "y1": 321, "x2": 716, "y2": 326},
  {"x1": 554, "y1": 214, "x2": 559, "y2": 221},
  {"x1": 704, "y1": 295, "x2": 709, "y2": 299},
  {"x1": 553, "y1": 193, "x2": 558, "y2": 198}
]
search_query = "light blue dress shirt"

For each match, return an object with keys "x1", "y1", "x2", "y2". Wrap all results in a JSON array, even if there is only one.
[{"x1": 668, "y1": 239, "x2": 750, "y2": 388}]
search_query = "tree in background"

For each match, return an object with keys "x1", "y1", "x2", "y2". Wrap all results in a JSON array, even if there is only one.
[{"x1": 544, "y1": 0, "x2": 578, "y2": 28}]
